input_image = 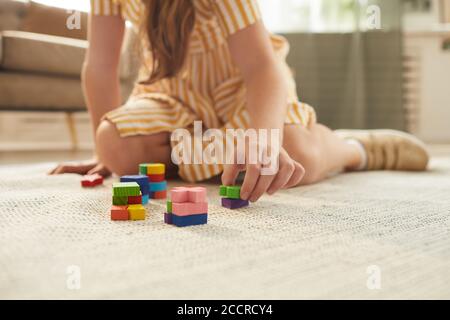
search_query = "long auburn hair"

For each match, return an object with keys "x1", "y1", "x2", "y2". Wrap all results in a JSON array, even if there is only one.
[{"x1": 140, "y1": 0, "x2": 196, "y2": 84}]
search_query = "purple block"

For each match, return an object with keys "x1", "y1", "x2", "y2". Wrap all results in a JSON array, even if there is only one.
[
  {"x1": 164, "y1": 212, "x2": 173, "y2": 225},
  {"x1": 221, "y1": 198, "x2": 249, "y2": 209}
]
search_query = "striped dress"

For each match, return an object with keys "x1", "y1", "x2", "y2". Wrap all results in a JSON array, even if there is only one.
[{"x1": 91, "y1": 0, "x2": 317, "y2": 182}]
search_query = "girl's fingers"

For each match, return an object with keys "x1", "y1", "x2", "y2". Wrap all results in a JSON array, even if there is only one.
[
  {"x1": 267, "y1": 159, "x2": 295, "y2": 195},
  {"x1": 283, "y1": 161, "x2": 305, "y2": 189},
  {"x1": 87, "y1": 164, "x2": 111, "y2": 177},
  {"x1": 221, "y1": 164, "x2": 241, "y2": 186},
  {"x1": 248, "y1": 173, "x2": 275, "y2": 202},
  {"x1": 240, "y1": 163, "x2": 261, "y2": 200}
]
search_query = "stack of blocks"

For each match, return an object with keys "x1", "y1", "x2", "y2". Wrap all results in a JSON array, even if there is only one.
[
  {"x1": 165, "y1": 187, "x2": 208, "y2": 227},
  {"x1": 120, "y1": 175, "x2": 150, "y2": 205},
  {"x1": 220, "y1": 185, "x2": 249, "y2": 209},
  {"x1": 111, "y1": 182, "x2": 146, "y2": 221},
  {"x1": 140, "y1": 163, "x2": 167, "y2": 199}
]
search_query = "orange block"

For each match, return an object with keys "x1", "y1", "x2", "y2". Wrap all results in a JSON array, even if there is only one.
[
  {"x1": 152, "y1": 190, "x2": 167, "y2": 199},
  {"x1": 111, "y1": 206, "x2": 129, "y2": 221}
]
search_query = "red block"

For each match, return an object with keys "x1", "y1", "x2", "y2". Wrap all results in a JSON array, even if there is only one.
[
  {"x1": 111, "y1": 206, "x2": 129, "y2": 221},
  {"x1": 152, "y1": 190, "x2": 167, "y2": 199},
  {"x1": 128, "y1": 195, "x2": 142, "y2": 204},
  {"x1": 147, "y1": 174, "x2": 165, "y2": 182},
  {"x1": 81, "y1": 174, "x2": 104, "y2": 188}
]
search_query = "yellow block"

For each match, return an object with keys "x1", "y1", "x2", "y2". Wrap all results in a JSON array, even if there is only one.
[
  {"x1": 147, "y1": 163, "x2": 165, "y2": 175},
  {"x1": 128, "y1": 204, "x2": 146, "y2": 221}
]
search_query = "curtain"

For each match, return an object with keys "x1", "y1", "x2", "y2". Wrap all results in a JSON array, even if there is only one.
[{"x1": 260, "y1": 0, "x2": 405, "y2": 130}]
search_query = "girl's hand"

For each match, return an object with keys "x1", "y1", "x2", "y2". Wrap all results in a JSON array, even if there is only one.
[
  {"x1": 49, "y1": 158, "x2": 111, "y2": 177},
  {"x1": 221, "y1": 146, "x2": 305, "y2": 203}
]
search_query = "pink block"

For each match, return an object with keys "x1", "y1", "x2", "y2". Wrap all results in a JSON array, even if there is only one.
[
  {"x1": 172, "y1": 202, "x2": 208, "y2": 216},
  {"x1": 170, "y1": 187, "x2": 207, "y2": 203},
  {"x1": 188, "y1": 187, "x2": 207, "y2": 203},
  {"x1": 170, "y1": 187, "x2": 189, "y2": 203}
]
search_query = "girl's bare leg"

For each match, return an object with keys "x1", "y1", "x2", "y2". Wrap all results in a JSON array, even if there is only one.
[
  {"x1": 96, "y1": 120, "x2": 176, "y2": 177},
  {"x1": 283, "y1": 123, "x2": 362, "y2": 185}
]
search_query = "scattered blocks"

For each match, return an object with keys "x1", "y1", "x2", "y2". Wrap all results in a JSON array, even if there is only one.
[
  {"x1": 81, "y1": 174, "x2": 103, "y2": 188},
  {"x1": 128, "y1": 204, "x2": 146, "y2": 221},
  {"x1": 139, "y1": 163, "x2": 167, "y2": 199},
  {"x1": 110, "y1": 181, "x2": 147, "y2": 221},
  {"x1": 220, "y1": 185, "x2": 249, "y2": 210},
  {"x1": 221, "y1": 198, "x2": 249, "y2": 209},
  {"x1": 165, "y1": 187, "x2": 208, "y2": 227},
  {"x1": 111, "y1": 206, "x2": 129, "y2": 221}
]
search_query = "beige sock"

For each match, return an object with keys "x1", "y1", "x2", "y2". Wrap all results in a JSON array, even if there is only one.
[{"x1": 346, "y1": 139, "x2": 367, "y2": 171}]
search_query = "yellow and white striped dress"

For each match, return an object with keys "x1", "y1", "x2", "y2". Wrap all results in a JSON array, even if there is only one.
[{"x1": 91, "y1": 0, "x2": 316, "y2": 182}]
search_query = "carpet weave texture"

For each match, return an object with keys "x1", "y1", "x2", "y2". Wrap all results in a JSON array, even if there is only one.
[{"x1": 0, "y1": 157, "x2": 449, "y2": 299}]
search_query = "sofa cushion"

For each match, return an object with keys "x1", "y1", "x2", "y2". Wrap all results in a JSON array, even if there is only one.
[
  {"x1": 0, "y1": 71, "x2": 85, "y2": 111},
  {"x1": 20, "y1": 1, "x2": 88, "y2": 40},
  {"x1": 0, "y1": 30, "x2": 86, "y2": 77}
]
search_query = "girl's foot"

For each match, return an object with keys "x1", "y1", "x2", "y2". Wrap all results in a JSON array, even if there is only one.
[{"x1": 335, "y1": 129, "x2": 429, "y2": 171}]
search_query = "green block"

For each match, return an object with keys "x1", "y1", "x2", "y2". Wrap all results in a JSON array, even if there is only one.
[
  {"x1": 112, "y1": 196, "x2": 128, "y2": 206},
  {"x1": 220, "y1": 185, "x2": 241, "y2": 199},
  {"x1": 167, "y1": 200, "x2": 172, "y2": 214},
  {"x1": 139, "y1": 164, "x2": 148, "y2": 175},
  {"x1": 113, "y1": 182, "x2": 141, "y2": 197},
  {"x1": 226, "y1": 186, "x2": 241, "y2": 199},
  {"x1": 219, "y1": 185, "x2": 227, "y2": 197}
]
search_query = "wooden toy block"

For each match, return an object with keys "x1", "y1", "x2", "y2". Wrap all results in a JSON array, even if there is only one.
[
  {"x1": 141, "y1": 194, "x2": 149, "y2": 205},
  {"x1": 112, "y1": 196, "x2": 128, "y2": 206},
  {"x1": 147, "y1": 163, "x2": 165, "y2": 175},
  {"x1": 164, "y1": 213, "x2": 173, "y2": 224},
  {"x1": 139, "y1": 164, "x2": 149, "y2": 175},
  {"x1": 151, "y1": 190, "x2": 167, "y2": 199},
  {"x1": 147, "y1": 174, "x2": 165, "y2": 182},
  {"x1": 221, "y1": 198, "x2": 249, "y2": 209},
  {"x1": 128, "y1": 204, "x2": 146, "y2": 221},
  {"x1": 167, "y1": 200, "x2": 172, "y2": 213},
  {"x1": 172, "y1": 213, "x2": 208, "y2": 227},
  {"x1": 81, "y1": 174, "x2": 103, "y2": 188},
  {"x1": 128, "y1": 195, "x2": 142, "y2": 205},
  {"x1": 120, "y1": 175, "x2": 149, "y2": 194},
  {"x1": 113, "y1": 182, "x2": 141, "y2": 197},
  {"x1": 149, "y1": 181, "x2": 167, "y2": 192},
  {"x1": 170, "y1": 187, "x2": 207, "y2": 203},
  {"x1": 219, "y1": 185, "x2": 241, "y2": 199},
  {"x1": 111, "y1": 206, "x2": 129, "y2": 221},
  {"x1": 219, "y1": 185, "x2": 227, "y2": 196},
  {"x1": 172, "y1": 202, "x2": 208, "y2": 216},
  {"x1": 188, "y1": 187, "x2": 207, "y2": 203}
]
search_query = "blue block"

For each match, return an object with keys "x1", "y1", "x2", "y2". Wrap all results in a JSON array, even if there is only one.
[
  {"x1": 149, "y1": 180, "x2": 167, "y2": 192},
  {"x1": 120, "y1": 175, "x2": 149, "y2": 194},
  {"x1": 141, "y1": 194, "x2": 149, "y2": 205},
  {"x1": 172, "y1": 214, "x2": 208, "y2": 228}
]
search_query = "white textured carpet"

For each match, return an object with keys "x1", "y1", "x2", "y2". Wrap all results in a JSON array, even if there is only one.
[{"x1": 0, "y1": 157, "x2": 449, "y2": 299}]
